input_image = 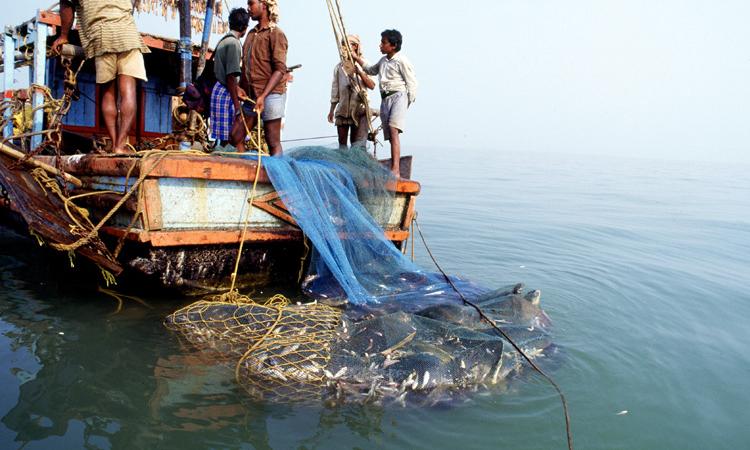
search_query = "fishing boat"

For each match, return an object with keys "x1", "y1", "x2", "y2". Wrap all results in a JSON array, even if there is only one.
[{"x1": 0, "y1": 6, "x2": 420, "y2": 294}]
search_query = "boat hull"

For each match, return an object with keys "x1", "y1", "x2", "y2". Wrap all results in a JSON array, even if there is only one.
[{"x1": 1, "y1": 153, "x2": 420, "y2": 294}]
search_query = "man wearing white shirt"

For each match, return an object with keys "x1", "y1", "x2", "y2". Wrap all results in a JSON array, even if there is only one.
[{"x1": 357, "y1": 29, "x2": 418, "y2": 176}]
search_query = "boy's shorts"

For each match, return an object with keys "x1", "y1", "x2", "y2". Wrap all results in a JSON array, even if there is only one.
[
  {"x1": 380, "y1": 91, "x2": 408, "y2": 141},
  {"x1": 242, "y1": 92, "x2": 287, "y2": 122},
  {"x1": 95, "y1": 49, "x2": 147, "y2": 84}
]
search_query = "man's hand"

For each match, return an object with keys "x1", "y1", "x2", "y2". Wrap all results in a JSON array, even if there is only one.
[
  {"x1": 237, "y1": 87, "x2": 248, "y2": 101},
  {"x1": 327, "y1": 111, "x2": 334, "y2": 123},
  {"x1": 254, "y1": 95, "x2": 266, "y2": 114},
  {"x1": 51, "y1": 36, "x2": 68, "y2": 55}
]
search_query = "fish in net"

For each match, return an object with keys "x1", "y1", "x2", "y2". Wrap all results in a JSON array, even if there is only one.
[
  {"x1": 165, "y1": 147, "x2": 560, "y2": 405},
  {"x1": 165, "y1": 283, "x2": 556, "y2": 406}
]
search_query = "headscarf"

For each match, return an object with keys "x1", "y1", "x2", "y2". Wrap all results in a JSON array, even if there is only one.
[
  {"x1": 345, "y1": 34, "x2": 362, "y2": 57},
  {"x1": 261, "y1": 0, "x2": 280, "y2": 24}
]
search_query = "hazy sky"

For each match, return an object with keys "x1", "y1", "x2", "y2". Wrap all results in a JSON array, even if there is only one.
[{"x1": 3, "y1": 1, "x2": 749, "y2": 163}]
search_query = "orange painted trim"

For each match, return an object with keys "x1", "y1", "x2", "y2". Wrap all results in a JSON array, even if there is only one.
[
  {"x1": 44, "y1": 154, "x2": 421, "y2": 194},
  {"x1": 402, "y1": 195, "x2": 417, "y2": 229},
  {"x1": 252, "y1": 191, "x2": 297, "y2": 226},
  {"x1": 99, "y1": 226, "x2": 409, "y2": 247},
  {"x1": 38, "y1": 10, "x2": 61, "y2": 27},
  {"x1": 100, "y1": 227, "x2": 151, "y2": 243}
]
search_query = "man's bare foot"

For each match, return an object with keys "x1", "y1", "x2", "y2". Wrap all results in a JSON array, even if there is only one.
[{"x1": 112, "y1": 148, "x2": 135, "y2": 155}]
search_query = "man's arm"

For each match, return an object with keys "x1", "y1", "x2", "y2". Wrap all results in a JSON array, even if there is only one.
[
  {"x1": 329, "y1": 66, "x2": 339, "y2": 123},
  {"x1": 227, "y1": 75, "x2": 242, "y2": 113},
  {"x1": 51, "y1": 0, "x2": 75, "y2": 54},
  {"x1": 255, "y1": 31, "x2": 288, "y2": 113},
  {"x1": 356, "y1": 66, "x2": 376, "y2": 90},
  {"x1": 355, "y1": 55, "x2": 380, "y2": 76},
  {"x1": 223, "y1": 41, "x2": 244, "y2": 112},
  {"x1": 400, "y1": 57, "x2": 418, "y2": 105}
]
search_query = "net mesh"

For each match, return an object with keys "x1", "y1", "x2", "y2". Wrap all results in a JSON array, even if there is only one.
[{"x1": 165, "y1": 146, "x2": 556, "y2": 405}]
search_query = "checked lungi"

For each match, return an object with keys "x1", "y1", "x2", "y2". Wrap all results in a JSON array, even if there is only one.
[{"x1": 210, "y1": 82, "x2": 235, "y2": 141}]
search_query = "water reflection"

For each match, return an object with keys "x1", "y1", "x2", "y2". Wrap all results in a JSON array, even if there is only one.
[{"x1": 0, "y1": 247, "x2": 391, "y2": 449}]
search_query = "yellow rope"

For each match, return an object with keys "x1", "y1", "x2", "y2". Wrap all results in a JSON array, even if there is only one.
[
  {"x1": 227, "y1": 149, "x2": 263, "y2": 293},
  {"x1": 297, "y1": 235, "x2": 310, "y2": 284},
  {"x1": 49, "y1": 151, "x2": 170, "y2": 253},
  {"x1": 234, "y1": 302, "x2": 285, "y2": 382},
  {"x1": 222, "y1": 99, "x2": 268, "y2": 297}
]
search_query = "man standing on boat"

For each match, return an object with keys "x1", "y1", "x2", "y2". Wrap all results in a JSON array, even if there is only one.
[
  {"x1": 210, "y1": 8, "x2": 251, "y2": 148},
  {"x1": 52, "y1": 0, "x2": 150, "y2": 154},
  {"x1": 231, "y1": 0, "x2": 288, "y2": 155},
  {"x1": 328, "y1": 35, "x2": 376, "y2": 149},
  {"x1": 356, "y1": 29, "x2": 418, "y2": 176}
]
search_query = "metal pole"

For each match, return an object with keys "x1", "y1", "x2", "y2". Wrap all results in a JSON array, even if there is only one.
[
  {"x1": 178, "y1": 0, "x2": 193, "y2": 90},
  {"x1": 196, "y1": 0, "x2": 215, "y2": 78},
  {"x1": 31, "y1": 20, "x2": 48, "y2": 150},
  {"x1": 3, "y1": 29, "x2": 15, "y2": 139}
]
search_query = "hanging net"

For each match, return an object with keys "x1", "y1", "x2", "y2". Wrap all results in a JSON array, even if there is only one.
[{"x1": 165, "y1": 146, "x2": 557, "y2": 405}]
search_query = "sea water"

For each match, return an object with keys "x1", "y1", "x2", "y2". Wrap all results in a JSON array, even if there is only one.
[{"x1": 1, "y1": 147, "x2": 749, "y2": 449}]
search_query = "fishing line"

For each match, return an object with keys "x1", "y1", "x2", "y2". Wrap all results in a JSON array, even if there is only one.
[{"x1": 413, "y1": 218, "x2": 574, "y2": 450}]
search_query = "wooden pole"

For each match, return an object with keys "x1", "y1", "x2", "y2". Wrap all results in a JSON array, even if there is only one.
[
  {"x1": 195, "y1": 0, "x2": 215, "y2": 78},
  {"x1": 0, "y1": 142, "x2": 83, "y2": 187},
  {"x1": 30, "y1": 19, "x2": 48, "y2": 150},
  {"x1": 3, "y1": 30, "x2": 15, "y2": 139},
  {"x1": 178, "y1": 0, "x2": 193, "y2": 90}
]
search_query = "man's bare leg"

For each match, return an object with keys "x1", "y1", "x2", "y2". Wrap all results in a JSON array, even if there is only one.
[
  {"x1": 264, "y1": 119, "x2": 283, "y2": 156},
  {"x1": 337, "y1": 125, "x2": 349, "y2": 148},
  {"x1": 114, "y1": 75, "x2": 137, "y2": 153},
  {"x1": 388, "y1": 126, "x2": 401, "y2": 177},
  {"x1": 101, "y1": 80, "x2": 118, "y2": 151},
  {"x1": 230, "y1": 113, "x2": 256, "y2": 152}
]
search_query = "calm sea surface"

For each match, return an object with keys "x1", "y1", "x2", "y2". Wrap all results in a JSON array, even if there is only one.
[{"x1": 1, "y1": 147, "x2": 749, "y2": 449}]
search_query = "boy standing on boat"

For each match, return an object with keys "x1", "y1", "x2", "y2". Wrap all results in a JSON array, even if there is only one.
[
  {"x1": 356, "y1": 29, "x2": 418, "y2": 176},
  {"x1": 210, "y1": 8, "x2": 251, "y2": 147},
  {"x1": 328, "y1": 35, "x2": 376, "y2": 149},
  {"x1": 231, "y1": 0, "x2": 289, "y2": 155},
  {"x1": 52, "y1": 0, "x2": 150, "y2": 154}
]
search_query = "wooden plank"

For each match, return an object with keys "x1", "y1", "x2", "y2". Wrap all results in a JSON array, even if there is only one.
[
  {"x1": 252, "y1": 191, "x2": 297, "y2": 226},
  {"x1": 97, "y1": 226, "x2": 408, "y2": 247},
  {"x1": 0, "y1": 143, "x2": 83, "y2": 187},
  {"x1": 100, "y1": 226, "x2": 151, "y2": 243},
  {"x1": 39, "y1": 154, "x2": 422, "y2": 194},
  {"x1": 402, "y1": 194, "x2": 417, "y2": 230},
  {"x1": 75, "y1": 190, "x2": 138, "y2": 213},
  {"x1": 142, "y1": 179, "x2": 163, "y2": 231},
  {"x1": 148, "y1": 229, "x2": 303, "y2": 246}
]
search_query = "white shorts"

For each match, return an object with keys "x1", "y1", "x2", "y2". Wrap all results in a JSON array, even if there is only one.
[
  {"x1": 380, "y1": 91, "x2": 408, "y2": 141},
  {"x1": 242, "y1": 92, "x2": 287, "y2": 122}
]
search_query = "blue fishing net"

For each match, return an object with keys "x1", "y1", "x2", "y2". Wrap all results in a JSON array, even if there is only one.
[{"x1": 262, "y1": 146, "x2": 479, "y2": 307}]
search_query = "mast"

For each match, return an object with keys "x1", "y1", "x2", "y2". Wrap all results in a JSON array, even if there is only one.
[
  {"x1": 178, "y1": 0, "x2": 192, "y2": 89},
  {"x1": 195, "y1": 0, "x2": 215, "y2": 78}
]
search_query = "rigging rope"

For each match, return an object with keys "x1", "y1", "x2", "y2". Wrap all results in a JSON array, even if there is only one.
[{"x1": 324, "y1": 0, "x2": 377, "y2": 155}]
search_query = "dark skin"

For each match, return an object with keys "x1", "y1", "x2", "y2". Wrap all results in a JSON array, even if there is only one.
[
  {"x1": 327, "y1": 41, "x2": 376, "y2": 148},
  {"x1": 52, "y1": 0, "x2": 138, "y2": 154},
  {"x1": 225, "y1": 29, "x2": 249, "y2": 120},
  {"x1": 230, "y1": 0, "x2": 285, "y2": 155},
  {"x1": 355, "y1": 37, "x2": 401, "y2": 176}
]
